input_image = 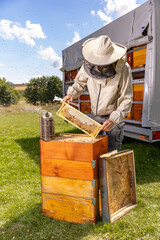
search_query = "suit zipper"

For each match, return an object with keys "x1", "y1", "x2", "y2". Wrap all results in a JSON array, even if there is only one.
[{"x1": 96, "y1": 84, "x2": 102, "y2": 115}]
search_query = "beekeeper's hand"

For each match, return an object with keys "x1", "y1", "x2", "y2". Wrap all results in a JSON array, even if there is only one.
[
  {"x1": 62, "y1": 94, "x2": 73, "y2": 104},
  {"x1": 101, "y1": 120, "x2": 114, "y2": 131}
]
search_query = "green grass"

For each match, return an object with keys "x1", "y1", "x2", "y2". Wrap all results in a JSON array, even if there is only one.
[{"x1": 0, "y1": 103, "x2": 160, "y2": 240}]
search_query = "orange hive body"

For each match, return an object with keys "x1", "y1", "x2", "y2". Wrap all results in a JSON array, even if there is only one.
[
  {"x1": 125, "y1": 84, "x2": 144, "y2": 121},
  {"x1": 133, "y1": 84, "x2": 144, "y2": 102},
  {"x1": 133, "y1": 46, "x2": 146, "y2": 69},
  {"x1": 80, "y1": 102, "x2": 91, "y2": 114},
  {"x1": 132, "y1": 103, "x2": 143, "y2": 121},
  {"x1": 40, "y1": 133, "x2": 108, "y2": 223}
]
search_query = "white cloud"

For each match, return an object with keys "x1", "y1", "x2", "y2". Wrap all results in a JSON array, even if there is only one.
[
  {"x1": 0, "y1": 63, "x2": 4, "y2": 67},
  {"x1": 0, "y1": 19, "x2": 46, "y2": 46},
  {"x1": 66, "y1": 31, "x2": 81, "y2": 46},
  {"x1": 104, "y1": 0, "x2": 116, "y2": 15},
  {"x1": 92, "y1": 0, "x2": 140, "y2": 25},
  {"x1": 97, "y1": 10, "x2": 112, "y2": 24},
  {"x1": 38, "y1": 46, "x2": 62, "y2": 68},
  {"x1": 104, "y1": 0, "x2": 139, "y2": 16},
  {"x1": 66, "y1": 23, "x2": 75, "y2": 28},
  {"x1": 82, "y1": 22, "x2": 88, "y2": 27},
  {"x1": 91, "y1": 10, "x2": 96, "y2": 16}
]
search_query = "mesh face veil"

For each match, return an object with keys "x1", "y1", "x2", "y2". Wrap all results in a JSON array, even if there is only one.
[{"x1": 84, "y1": 60, "x2": 117, "y2": 80}]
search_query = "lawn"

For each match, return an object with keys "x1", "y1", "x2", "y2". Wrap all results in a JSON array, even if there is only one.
[{"x1": 0, "y1": 103, "x2": 160, "y2": 240}]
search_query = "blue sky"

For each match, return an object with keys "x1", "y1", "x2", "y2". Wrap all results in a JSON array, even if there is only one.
[{"x1": 0, "y1": 0, "x2": 147, "y2": 84}]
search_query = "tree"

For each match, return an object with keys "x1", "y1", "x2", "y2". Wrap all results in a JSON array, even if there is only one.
[
  {"x1": 0, "y1": 78, "x2": 20, "y2": 106},
  {"x1": 24, "y1": 78, "x2": 40, "y2": 105},
  {"x1": 24, "y1": 75, "x2": 63, "y2": 105},
  {"x1": 46, "y1": 76, "x2": 63, "y2": 103}
]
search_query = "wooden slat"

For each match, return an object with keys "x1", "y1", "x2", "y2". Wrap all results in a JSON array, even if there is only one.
[
  {"x1": 132, "y1": 103, "x2": 143, "y2": 121},
  {"x1": 106, "y1": 160, "x2": 111, "y2": 223},
  {"x1": 111, "y1": 203, "x2": 137, "y2": 223},
  {"x1": 42, "y1": 193, "x2": 97, "y2": 223},
  {"x1": 109, "y1": 150, "x2": 133, "y2": 159},
  {"x1": 80, "y1": 94, "x2": 90, "y2": 101},
  {"x1": 41, "y1": 176, "x2": 98, "y2": 199},
  {"x1": 40, "y1": 140, "x2": 93, "y2": 162},
  {"x1": 99, "y1": 158, "x2": 110, "y2": 223},
  {"x1": 41, "y1": 158, "x2": 97, "y2": 180},
  {"x1": 127, "y1": 151, "x2": 137, "y2": 204},
  {"x1": 93, "y1": 136, "x2": 108, "y2": 160},
  {"x1": 80, "y1": 102, "x2": 91, "y2": 113},
  {"x1": 40, "y1": 135, "x2": 108, "y2": 162},
  {"x1": 133, "y1": 83, "x2": 144, "y2": 101},
  {"x1": 133, "y1": 46, "x2": 146, "y2": 68}
]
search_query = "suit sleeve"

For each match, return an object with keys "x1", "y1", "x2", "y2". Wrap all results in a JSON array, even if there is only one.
[
  {"x1": 67, "y1": 65, "x2": 88, "y2": 99},
  {"x1": 109, "y1": 63, "x2": 133, "y2": 124}
]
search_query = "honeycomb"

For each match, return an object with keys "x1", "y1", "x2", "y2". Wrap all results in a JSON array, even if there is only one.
[{"x1": 56, "y1": 103, "x2": 102, "y2": 138}]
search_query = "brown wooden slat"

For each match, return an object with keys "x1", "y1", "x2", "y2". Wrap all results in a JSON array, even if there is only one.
[
  {"x1": 133, "y1": 84, "x2": 144, "y2": 101},
  {"x1": 133, "y1": 46, "x2": 146, "y2": 68},
  {"x1": 40, "y1": 140, "x2": 94, "y2": 162},
  {"x1": 80, "y1": 95, "x2": 90, "y2": 100},
  {"x1": 127, "y1": 151, "x2": 137, "y2": 204},
  {"x1": 132, "y1": 104, "x2": 143, "y2": 121},
  {"x1": 93, "y1": 136, "x2": 108, "y2": 160},
  {"x1": 42, "y1": 193, "x2": 97, "y2": 223},
  {"x1": 80, "y1": 102, "x2": 91, "y2": 114},
  {"x1": 41, "y1": 158, "x2": 97, "y2": 180},
  {"x1": 41, "y1": 176, "x2": 98, "y2": 199}
]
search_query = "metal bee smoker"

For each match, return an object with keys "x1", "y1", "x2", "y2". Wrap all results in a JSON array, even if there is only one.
[{"x1": 39, "y1": 112, "x2": 54, "y2": 141}]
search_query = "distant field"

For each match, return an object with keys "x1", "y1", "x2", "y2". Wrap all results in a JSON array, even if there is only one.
[
  {"x1": 0, "y1": 103, "x2": 160, "y2": 240},
  {"x1": 13, "y1": 84, "x2": 27, "y2": 92}
]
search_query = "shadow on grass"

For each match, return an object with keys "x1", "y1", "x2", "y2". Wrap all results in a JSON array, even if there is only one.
[
  {"x1": 15, "y1": 128, "x2": 82, "y2": 167},
  {"x1": 122, "y1": 137, "x2": 160, "y2": 185},
  {"x1": 15, "y1": 137, "x2": 40, "y2": 165},
  {"x1": 0, "y1": 204, "x2": 94, "y2": 240}
]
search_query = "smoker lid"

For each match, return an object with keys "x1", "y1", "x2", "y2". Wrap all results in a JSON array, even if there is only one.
[{"x1": 41, "y1": 111, "x2": 53, "y2": 119}]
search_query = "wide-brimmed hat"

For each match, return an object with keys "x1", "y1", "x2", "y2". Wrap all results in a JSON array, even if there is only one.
[{"x1": 82, "y1": 35, "x2": 127, "y2": 66}]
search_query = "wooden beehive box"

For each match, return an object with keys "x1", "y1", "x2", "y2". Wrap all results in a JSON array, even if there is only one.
[
  {"x1": 132, "y1": 103, "x2": 143, "y2": 121},
  {"x1": 56, "y1": 102, "x2": 102, "y2": 137},
  {"x1": 99, "y1": 150, "x2": 137, "y2": 223},
  {"x1": 40, "y1": 133, "x2": 108, "y2": 223},
  {"x1": 133, "y1": 46, "x2": 146, "y2": 68},
  {"x1": 80, "y1": 102, "x2": 91, "y2": 114},
  {"x1": 133, "y1": 84, "x2": 144, "y2": 101}
]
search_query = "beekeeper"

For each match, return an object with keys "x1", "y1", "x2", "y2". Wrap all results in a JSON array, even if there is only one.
[{"x1": 63, "y1": 35, "x2": 133, "y2": 152}]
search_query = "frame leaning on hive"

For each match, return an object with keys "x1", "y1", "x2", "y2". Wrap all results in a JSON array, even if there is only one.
[{"x1": 99, "y1": 150, "x2": 137, "y2": 223}]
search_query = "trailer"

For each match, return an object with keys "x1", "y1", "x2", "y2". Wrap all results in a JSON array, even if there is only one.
[{"x1": 61, "y1": 0, "x2": 160, "y2": 142}]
